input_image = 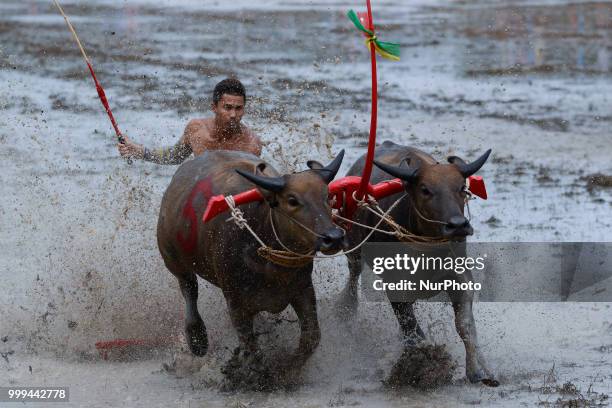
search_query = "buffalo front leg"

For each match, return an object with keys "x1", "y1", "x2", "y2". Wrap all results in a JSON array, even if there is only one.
[
  {"x1": 227, "y1": 300, "x2": 258, "y2": 354},
  {"x1": 336, "y1": 254, "x2": 362, "y2": 317},
  {"x1": 450, "y1": 291, "x2": 498, "y2": 386},
  {"x1": 391, "y1": 301, "x2": 426, "y2": 347},
  {"x1": 221, "y1": 300, "x2": 269, "y2": 391},
  {"x1": 291, "y1": 283, "x2": 321, "y2": 364},
  {"x1": 178, "y1": 274, "x2": 208, "y2": 356}
]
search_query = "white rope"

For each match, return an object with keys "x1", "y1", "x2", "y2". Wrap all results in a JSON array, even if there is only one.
[
  {"x1": 362, "y1": 191, "x2": 476, "y2": 244},
  {"x1": 333, "y1": 193, "x2": 407, "y2": 237},
  {"x1": 272, "y1": 207, "x2": 326, "y2": 238},
  {"x1": 312, "y1": 193, "x2": 408, "y2": 258},
  {"x1": 224, "y1": 195, "x2": 267, "y2": 247},
  {"x1": 222, "y1": 188, "x2": 469, "y2": 263},
  {"x1": 411, "y1": 203, "x2": 447, "y2": 225},
  {"x1": 333, "y1": 212, "x2": 397, "y2": 236},
  {"x1": 269, "y1": 209, "x2": 315, "y2": 257},
  {"x1": 225, "y1": 195, "x2": 315, "y2": 264},
  {"x1": 222, "y1": 194, "x2": 401, "y2": 262}
]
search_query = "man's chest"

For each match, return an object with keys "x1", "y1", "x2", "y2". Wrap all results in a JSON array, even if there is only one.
[{"x1": 189, "y1": 130, "x2": 252, "y2": 156}]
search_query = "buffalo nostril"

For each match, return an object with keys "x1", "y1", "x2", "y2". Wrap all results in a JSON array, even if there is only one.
[
  {"x1": 329, "y1": 228, "x2": 345, "y2": 240},
  {"x1": 448, "y1": 216, "x2": 469, "y2": 229},
  {"x1": 320, "y1": 238, "x2": 335, "y2": 251},
  {"x1": 321, "y1": 228, "x2": 344, "y2": 249}
]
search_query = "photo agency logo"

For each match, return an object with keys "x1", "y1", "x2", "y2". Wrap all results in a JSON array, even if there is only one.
[
  {"x1": 361, "y1": 242, "x2": 612, "y2": 302},
  {"x1": 371, "y1": 252, "x2": 487, "y2": 275}
]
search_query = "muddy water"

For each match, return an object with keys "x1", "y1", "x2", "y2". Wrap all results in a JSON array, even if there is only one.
[{"x1": 1, "y1": 0, "x2": 611, "y2": 407}]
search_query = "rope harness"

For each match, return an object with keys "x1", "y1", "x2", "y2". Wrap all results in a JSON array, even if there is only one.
[
  {"x1": 224, "y1": 196, "x2": 314, "y2": 268},
  {"x1": 223, "y1": 188, "x2": 475, "y2": 268},
  {"x1": 335, "y1": 191, "x2": 471, "y2": 244},
  {"x1": 224, "y1": 194, "x2": 400, "y2": 267}
]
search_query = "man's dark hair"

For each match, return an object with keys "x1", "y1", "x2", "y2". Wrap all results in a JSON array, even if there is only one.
[{"x1": 212, "y1": 78, "x2": 246, "y2": 105}]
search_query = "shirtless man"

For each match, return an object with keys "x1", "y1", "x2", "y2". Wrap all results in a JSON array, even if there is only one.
[{"x1": 118, "y1": 78, "x2": 262, "y2": 163}]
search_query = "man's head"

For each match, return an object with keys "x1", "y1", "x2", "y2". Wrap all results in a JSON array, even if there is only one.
[{"x1": 212, "y1": 78, "x2": 246, "y2": 133}]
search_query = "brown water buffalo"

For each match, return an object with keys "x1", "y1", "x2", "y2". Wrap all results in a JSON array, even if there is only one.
[
  {"x1": 157, "y1": 149, "x2": 345, "y2": 363},
  {"x1": 337, "y1": 140, "x2": 498, "y2": 386}
]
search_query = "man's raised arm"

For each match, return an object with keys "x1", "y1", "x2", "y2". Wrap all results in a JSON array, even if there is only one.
[{"x1": 117, "y1": 121, "x2": 196, "y2": 165}]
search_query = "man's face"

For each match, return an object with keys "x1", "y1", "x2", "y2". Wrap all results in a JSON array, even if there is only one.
[{"x1": 212, "y1": 94, "x2": 245, "y2": 132}]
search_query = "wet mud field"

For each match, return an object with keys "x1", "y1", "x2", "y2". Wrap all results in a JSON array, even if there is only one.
[{"x1": 1, "y1": 0, "x2": 612, "y2": 406}]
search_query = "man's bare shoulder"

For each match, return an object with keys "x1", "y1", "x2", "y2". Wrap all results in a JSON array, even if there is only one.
[
  {"x1": 241, "y1": 125, "x2": 262, "y2": 156},
  {"x1": 240, "y1": 124, "x2": 258, "y2": 140},
  {"x1": 185, "y1": 118, "x2": 213, "y2": 133},
  {"x1": 184, "y1": 118, "x2": 213, "y2": 141},
  {"x1": 251, "y1": 132, "x2": 262, "y2": 147}
]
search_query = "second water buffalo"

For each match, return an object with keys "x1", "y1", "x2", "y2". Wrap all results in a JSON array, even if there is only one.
[{"x1": 338, "y1": 140, "x2": 497, "y2": 386}]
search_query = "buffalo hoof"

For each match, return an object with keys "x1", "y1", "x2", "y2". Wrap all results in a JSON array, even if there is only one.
[
  {"x1": 482, "y1": 378, "x2": 500, "y2": 387},
  {"x1": 185, "y1": 321, "x2": 208, "y2": 357},
  {"x1": 467, "y1": 371, "x2": 499, "y2": 387}
]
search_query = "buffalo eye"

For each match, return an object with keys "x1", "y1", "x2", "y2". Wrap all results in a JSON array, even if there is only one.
[
  {"x1": 287, "y1": 195, "x2": 300, "y2": 207},
  {"x1": 420, "y1": 185, "x2": 432, "y2": 196}
]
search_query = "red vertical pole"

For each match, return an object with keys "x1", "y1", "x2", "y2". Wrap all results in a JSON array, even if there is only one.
[{"x1": 353, "y1": 0, "x2": 378, "y2": 213}]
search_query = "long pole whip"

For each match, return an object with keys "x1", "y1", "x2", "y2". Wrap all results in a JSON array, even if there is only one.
[{"x1": 52, "y1": 0, "x2": 132, "y2": 164}]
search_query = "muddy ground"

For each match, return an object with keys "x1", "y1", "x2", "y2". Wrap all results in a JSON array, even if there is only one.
[{"x1": 1, "y1": 0, "x2": 611, "y2": 407}]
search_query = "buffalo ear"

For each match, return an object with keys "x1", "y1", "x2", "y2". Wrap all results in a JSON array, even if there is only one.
[
  {"x1": 447, "y1": 156, "x2": 466, "y2": 166},
  {"x1": 449, "y1": 149, "x2": 492, "y2": 178},
  {"x1": 307, "y1": 149, "x2": 345, "y2": 183},
  {"x1": 306, "y1": 160, "x2": 324, "y2": 170},
  {"x1": 255, "y1": 162, "x2": 267, "y2": 175}
]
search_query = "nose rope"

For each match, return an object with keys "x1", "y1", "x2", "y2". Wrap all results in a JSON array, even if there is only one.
[
  {"x1": 224, "y1": 195, "x2": 314, "y2": 267},
  {"x1": 222, "y1": 190, "x2": 475, "y2": 268},
  {"x1": 339, "y1": 190, "x2": 475, "y2": 243},
  {"x1": 410, "y1": 201, "x2": 448, "y2": 226},
  {"x1": 409, "y1": 192, "x2": 474, "y2": 226},
  {"x1": 269, "y1": 205, "x2": 399, "y2": 259},
  {"x1": 270, "y1": 207, "x2": 327, "y2": 239},
  {"x1": 465, "y1": 194, "x2": 473, "y2": 221},
  {"x1": 268, "y1": 209, "x2": 317, "y2": 256},
  {"x1": 223, "y1": 194, "x2": 406, "y2": 267},
  {"x1": 336, "y1": 193, "x2": 448, "y2": 243}
]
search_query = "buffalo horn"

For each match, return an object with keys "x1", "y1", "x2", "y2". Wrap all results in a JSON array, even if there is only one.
[
  {"x1": 235, "y1": 169, "x2": 286, "y2": 192},
  {"x1": 450, "y1": 149, "x2": 492, "y2": 178},
  {"x1": 307, "y1": 149, "x2": 345, "y2": 183},
  {"x1": 373, "y1": 159, "x2": 419, "y2": 181}
]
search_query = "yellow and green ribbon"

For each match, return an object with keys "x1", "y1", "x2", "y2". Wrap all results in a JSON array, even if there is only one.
[{"x1": 347, "y1": 9, "x2": 400, "y2": 61}]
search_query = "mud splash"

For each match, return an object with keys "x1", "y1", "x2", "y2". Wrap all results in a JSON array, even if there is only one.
[
  {"x1": 384, "y1": 344, "x2": 456, "y2": 390},
  {"x1": 2, "y1": 0, "x2": 612, "y2": 406},
  {"x1": 219, "y1": 347, "x2": 302, "y2": 392}
]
